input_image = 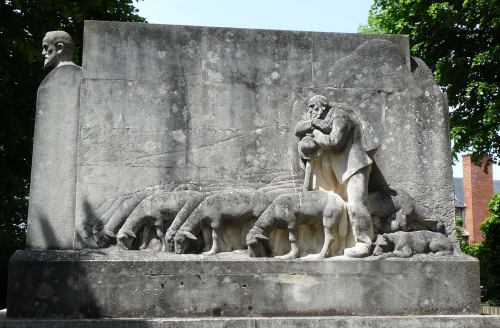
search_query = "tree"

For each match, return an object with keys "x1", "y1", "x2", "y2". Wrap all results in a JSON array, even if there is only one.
[
  {"x1": 477, "y1": 193, "x2": 500, "y2": 304},
  {"x1": 360, "y1": 0, "x2": 500, "y2": 166},
  {"x1": 0, "y1": 0, "x2": 145, "y2": 308},
  {"x1": 459, "y1": 194, "x2": 500, "y2": 305}
]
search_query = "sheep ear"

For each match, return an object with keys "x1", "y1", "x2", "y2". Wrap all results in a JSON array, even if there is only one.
[
  {"x1": 181, "y1": 230, "x2": 197, "y2": 240},
  {"x1": 104, "y1": 230, "x2": 116, "y2": 238},
  {"x1": 255, "y1": 234, "x2": 269, "y2": 241}
]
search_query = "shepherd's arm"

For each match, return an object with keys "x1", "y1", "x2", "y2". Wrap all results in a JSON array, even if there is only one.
[
  {"x1": 312, "y1": 115, "x2": 353, "y2": 152},
  {"x1": 294, "y1": 120, "x2": 313, "y2": 138}
]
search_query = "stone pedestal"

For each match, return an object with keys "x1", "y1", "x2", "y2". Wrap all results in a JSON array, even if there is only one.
[
  {"x1": 8, "y1": 250, "x2": 480, "y2": 319},
  {"x1": 27, "y1": 65, "x2": 81, "y2": 250},
  {"x1": 2, "y1": 315, "x2": 500, "y2": 328}
]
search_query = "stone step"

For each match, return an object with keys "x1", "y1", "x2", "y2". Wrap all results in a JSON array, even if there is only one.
[{"x1": 8, "y1": 250, "x2": 480, "y2": 319}]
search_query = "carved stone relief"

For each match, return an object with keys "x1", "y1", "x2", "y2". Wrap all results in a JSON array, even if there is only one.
[
  {"x1": 31, "y1": 29, "x2": 455, "y2": 259},
  {"x1": 89, "y1": 95, "x2": 451, "y2": 259}
]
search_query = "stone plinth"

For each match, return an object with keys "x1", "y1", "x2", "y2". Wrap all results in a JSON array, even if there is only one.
[
  {"x1": 7, "y1": 250, "x2": 479, "y2": 319},
  {"x1": 2, "y1": 316, "x2": 500, "y2": 328}
]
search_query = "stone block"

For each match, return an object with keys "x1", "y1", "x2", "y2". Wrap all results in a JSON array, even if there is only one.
[
  {"x1": 27, "y1": 65, "x2": 82, "y2": 249},
  {"x1": 7, "y1": 250, "x2": 480, "y2": 319},
  {"x1": 2, "y1": 316, "x2": 500, "y2": 328}
]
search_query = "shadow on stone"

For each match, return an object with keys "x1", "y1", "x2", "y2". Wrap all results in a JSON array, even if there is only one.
[
  {"x1": 7, "y1": 211, "x2": 104, "y2": 318},
  {"x1": 38, "y1": 215, "x2": 58, "y2": 250}
]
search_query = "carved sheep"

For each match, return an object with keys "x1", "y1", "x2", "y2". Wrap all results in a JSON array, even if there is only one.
[
  {"x1": 367, "y1": 189, "x2": 445, "y2": 234},
  {"x1": 246, "y1": 190, "x2": 347, "y2": 260},
  {"x1": 115, "y1": 190, "x2": 208, "y2": 251},
  {"x1": 174, "y1": 189, "x2": 271, "y2": 255},
  {"x1": 92, "y1": 191, "x2": 152, "y2": 247},
  {"x1": 372, "y1": 230, "x2": 453, "y2": 258}
]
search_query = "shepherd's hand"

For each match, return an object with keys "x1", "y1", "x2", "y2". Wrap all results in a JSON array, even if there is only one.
[{"x1": 312, "y1": 118, "x2": 331, "y2": 132}]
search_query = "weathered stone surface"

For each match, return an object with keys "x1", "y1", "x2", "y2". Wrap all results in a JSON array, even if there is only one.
[
  {"x1": 75, "y1": 21, "x2": 455, "y2": 252},
  {"x1": 2, "y1": 316, "x2": 500, "y2": 328},
  {"x1": 7, "y1": 250, "x2": 480, "y2": 319},
  {"x1": 27, "y1": 64, "x2": 82, "y2": 249},
  {"x1": 17, "y1": 21, "x2": 474, "y2": 325}
]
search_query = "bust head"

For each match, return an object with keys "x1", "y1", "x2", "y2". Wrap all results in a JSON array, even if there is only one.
[
  {"x1": 307, "y1": 95, "x2": 331, "y2": 120},
  {"x1": 42, "y1": 31, "x2": 75, "y2": 69}
]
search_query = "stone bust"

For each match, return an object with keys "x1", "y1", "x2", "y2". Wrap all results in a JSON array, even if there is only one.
[{"x1": 42, "y1": 31, "x2": 76, "y2": 69}]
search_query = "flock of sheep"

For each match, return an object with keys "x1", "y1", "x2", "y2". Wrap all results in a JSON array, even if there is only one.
[{"x1": 91, "y1": 175, "x2": 452, "y2": 259}]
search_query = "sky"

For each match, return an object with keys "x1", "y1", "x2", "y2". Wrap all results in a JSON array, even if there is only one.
[
  {"x1": 135, "y1": 0, "x2": 373, "y2": 33},
  {"x1": 135, "y1": 0, "x2": 499, "y2": 179}
]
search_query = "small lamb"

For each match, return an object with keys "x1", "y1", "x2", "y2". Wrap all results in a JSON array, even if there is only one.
[
  {"x1": 372, "y1": 230, "x2": 453, "y2": 258},
  {"x1": 246, "y1": 190, "x2": 347, "y2": 260}
]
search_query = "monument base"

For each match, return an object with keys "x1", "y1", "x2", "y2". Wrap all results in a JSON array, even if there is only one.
[
  {"x1": 8, "y1": 250, "x2": 480, "y2": 318},
  {"x1": 2, "y1": 315, "x2": 500, "y2": 328}
]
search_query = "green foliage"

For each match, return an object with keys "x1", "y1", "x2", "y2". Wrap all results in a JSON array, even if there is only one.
[
  {"x1": 458, "y1": 194, "x2": 500, "y2": 305},
  {"x1": 0, "y1": 0, "x2": 145, "y2": 308},
  {"x1": 454, "y1": 215, "x2": 471, "y2": 251},
  {"x1": 361, "y1": 0, "x2": 500, "y2": 166},
  {"x1": 476, "y1": 193, "x2": 500, "y2": 304}
]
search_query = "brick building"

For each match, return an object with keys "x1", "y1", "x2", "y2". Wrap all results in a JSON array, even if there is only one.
[{"x1": 454, "y1": 155, "x2": 500, "y2": 243}]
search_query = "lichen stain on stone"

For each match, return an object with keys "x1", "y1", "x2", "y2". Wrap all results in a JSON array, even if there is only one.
[
  {"x1": 207, "y1": 69, "x2": 224, "y2": 83},
  {"x1": 143, "y1": 140, "x2": 160, "y2": 153},
  {"x1": 279, "y1": 274, "x2": 318, "y2": 304},
  {"x1": 278, "y1": 274, "x2": 318, "y2": 287},
  {"x1": 207, "y1": 51, "x2": 219, "y2": 64},
  {"x1": 157, "y1": 51, "x2": 167, "y2": 59},
  {"x1": 271, "y1": 71, "x2": 280, "y2": 80}
]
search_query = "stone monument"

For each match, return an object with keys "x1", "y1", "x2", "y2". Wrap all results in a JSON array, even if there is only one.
[
  {"x1": 4, "y1": 21, "x2": 499, "y2": 327},
  {"x1": 27, "y1": 31, "x2": 81, "y2": 249}
]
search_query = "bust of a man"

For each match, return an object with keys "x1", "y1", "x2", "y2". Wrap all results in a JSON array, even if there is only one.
[{"x1": 42, "y1": 31, "x2": 75, "y2": 69}]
